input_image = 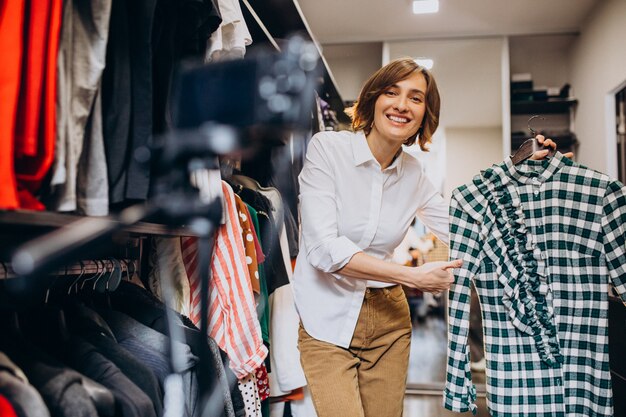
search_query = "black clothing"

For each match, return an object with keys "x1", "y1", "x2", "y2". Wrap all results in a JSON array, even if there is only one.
[
  {"x1": 68, "y1": 304, "x2": 163, "y2": 416},
  {"x1": 67, "y1": 336, "x2": 156, "y2": 417}
]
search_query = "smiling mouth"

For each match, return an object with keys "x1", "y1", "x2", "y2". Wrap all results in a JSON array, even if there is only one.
[{"x1": 387, "y1": 115, "x2": 410, "y2": 123}]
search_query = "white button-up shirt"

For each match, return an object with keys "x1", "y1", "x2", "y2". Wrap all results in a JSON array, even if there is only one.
[{"x1": 293, "y1": 130, "x2": 449, "y2": 347}]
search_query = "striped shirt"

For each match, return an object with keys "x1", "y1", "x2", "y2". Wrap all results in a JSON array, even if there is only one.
[
  {"x1": 445, "y1": 153, "x2": 626, "y2": 416},
  {"x1": 182, "y1": 181, "x2": 267, "y2": 379}
]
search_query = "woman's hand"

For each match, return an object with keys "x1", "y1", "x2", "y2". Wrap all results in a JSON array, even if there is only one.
[
  {"x1": 402, "y1": 259, "x2": 462, "y2": 293},
  {"x1": 530, "y1": 134, "x2": 574, "y2": 160}
]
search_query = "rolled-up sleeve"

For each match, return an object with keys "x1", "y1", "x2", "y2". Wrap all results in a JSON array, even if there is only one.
[{"x1": 298, "y1": 136, "x2": 361, "y2": 276}]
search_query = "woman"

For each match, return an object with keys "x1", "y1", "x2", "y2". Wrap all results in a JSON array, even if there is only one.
[{"x1": 293, "y1": 57, "x2": 556, "y2": 417}]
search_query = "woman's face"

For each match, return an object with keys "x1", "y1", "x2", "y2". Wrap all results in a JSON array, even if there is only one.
[{"x1": 371, "y1": 72, "x2": 427, "y2": 145}]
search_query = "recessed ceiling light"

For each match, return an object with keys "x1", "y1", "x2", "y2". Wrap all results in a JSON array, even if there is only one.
[
  {"x1": 414, "y1": 58, "x2": 434, "y2": 69},
  {"x1": 413, "y1": 0, "x2": 439, "y2": 14}
]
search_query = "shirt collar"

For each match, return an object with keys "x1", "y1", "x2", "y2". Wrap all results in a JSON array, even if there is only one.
[
  {"x1": 352, "y1": 130, "x2": 375, "y2": 166},
  {"x1": 351, "y1": 130, "x2": 404, "y2": 175},
  {"x1": 504, "y1": 151, "x2": 565, "y2": 185}
]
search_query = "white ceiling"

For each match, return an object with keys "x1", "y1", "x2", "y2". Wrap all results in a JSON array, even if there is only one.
[{"x1": 297, "y1": 0, "x2": 599, "y2": 44}]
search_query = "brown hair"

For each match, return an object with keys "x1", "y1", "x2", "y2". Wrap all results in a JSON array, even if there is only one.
[{"x1": 347, "y1": 57, "x2": 441, "y2": 151}]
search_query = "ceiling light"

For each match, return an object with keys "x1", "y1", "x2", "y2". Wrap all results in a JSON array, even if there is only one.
[
  {"x1": 414, "y1": 58, "x2": 434, "y2": 69},
  {"x1": 412, "y1": 0, "x2": 439, "y2": 14}
]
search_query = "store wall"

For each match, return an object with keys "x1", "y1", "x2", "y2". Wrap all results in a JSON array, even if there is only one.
[
  {"x1": 509, "y1": 35, "x2": 575, "y2": 91},
  {"x1": 570, "y1": 0, "x2": 626, "y2": 175},
  {"x1": 321, "y1": 43, "x2": 383, "y2": 102},
  {"x1": 444, "y1": 126, "x2": 502, "y2": 199},
  {"x1": 385, "y1": 37, "x2": 505, "y2": 128}
]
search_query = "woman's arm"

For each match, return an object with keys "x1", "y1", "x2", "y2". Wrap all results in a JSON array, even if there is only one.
[{"x1": 339, "y1": 252, "x2": 461, "y2": 293}]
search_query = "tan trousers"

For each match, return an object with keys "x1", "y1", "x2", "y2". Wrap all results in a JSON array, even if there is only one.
[{"x1": 298, "y1": 285, "x2": 412, "y2": 417}]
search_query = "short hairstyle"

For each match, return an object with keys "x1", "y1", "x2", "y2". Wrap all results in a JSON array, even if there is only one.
[{"x1": 347, "y1": 57, "x2": 441, "y2": 151}]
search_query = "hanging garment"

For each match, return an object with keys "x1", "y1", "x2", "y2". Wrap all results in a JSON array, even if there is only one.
[
  {"x1": 205, "y1": 0, "x2": 251, "y2": 62},
  {"x1": 230, "y1": 176, "x2": 307, "y2": 395},
  {"x1": 13, "y1": 0, "x2": 62, "y2": 205},
  {"x1": 67, "y1": 304, "x2": 164, "y2": 416},
  {"x1": 15, "y1": 0, "x2": 53, "y2": 158},
  {"x1": 66, "y1": 336, "x2": 157, "y2": 417},
  {"x1": 0, "y1": 0, "x2": 24, "y2": 209},
  {"x1": 104, "y1": 0, "x2": 219, "y2": 207},
  {"x1": 209, "y1": 338, "x2": 243, "y2": 417},
  {"x1": 234, "y1": 194, "x2": 261, "y2": 295},
  {"x1": 98, "y1": 308, "x2": 202, "y2": 417},
  {"x1": 0, "y1": 394, "x2": 18, "y2": 417},
  {"x1": 445, "y1": 152, "x2": 626, "y2": 416},
  {"x1": 239, "y1": 140, "x2": 301, "y2": 250},
  {"x1": 246, "y1": 204, "x2": 270, "y2": 355},
  {"x1": 184, "y1": 181, "x2": 267, "y2": 379},
  {"x1": 102, "y1": 0, "x2": 157, "y2": 206},
  {"x1": 268, "y1": 224, "x2": 306, "y2": 396},
  {"x1": 152, "y1": 0, "x2": 222, "y2": 135},
  {"x1": 229, "y1": 183, "x2": 288, "y2": 296},
  {"x1": 233, "y1": 195, "x2": 272, "y2": 401},
  {"x1": 0, "y1": 352, "x2": 51, "y2": 417},
  {"x1": 104, "y1": 283, "x2": 239, "y2": 417},
  {"x1": 75, "y1": 89, "x2": 110, "y2": 215},
  {"x1": 149, "y1": 236, "x2": 192, "y2": 317},
  {"x1": 238, "y1": 373, "x2": 261, "y2": 417},
  {"x1": 48, "y1": 0, "x2": 112, "y2": 214},
  {"x1": 8, "y1": 355, "x2": 99, "y2": 417}
]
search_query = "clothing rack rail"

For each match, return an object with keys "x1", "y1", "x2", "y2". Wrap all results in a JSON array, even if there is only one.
[{"x1": 0, "y1": 259, "x2": 138, "y2": 280}]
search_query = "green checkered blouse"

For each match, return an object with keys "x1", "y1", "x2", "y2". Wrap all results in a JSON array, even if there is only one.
[{"x1": 444, "y1": 152, "x2": 626, "y2": 416}]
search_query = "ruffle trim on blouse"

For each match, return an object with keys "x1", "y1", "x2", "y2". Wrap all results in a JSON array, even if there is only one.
[{"x1": 474, "y1": 167, "x2": 563, "y2": 367}]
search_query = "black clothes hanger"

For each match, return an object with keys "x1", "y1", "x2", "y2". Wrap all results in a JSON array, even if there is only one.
[
  {"x1": 0, "y1": 263, "x2": 23, "y2": 339},
  {"x1": 511, "y1": 115, "x2": 556, "y2": 164},
  {"x1": 41, "y1": 266, "x2": 72, "y2": 344}
]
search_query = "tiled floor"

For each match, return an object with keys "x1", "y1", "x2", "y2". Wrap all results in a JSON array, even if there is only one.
[
  {"x1": 407, "y1": 314, "x2": 448, "y2": 385},
  {"x1": 403, "y1": 394, "x2": 489, "y2": 417},
  {"x1": 404, "y1": 315, "x2": 489, "y2": 416}
]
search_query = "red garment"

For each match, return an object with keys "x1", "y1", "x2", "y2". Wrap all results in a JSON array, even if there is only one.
[
  {"x1": 0, "y1": 394, "x2": 18, "y2": 417},
  {"x1": 248, "y1": 206, "x2": 266, "y2": 265},
  {"x1": 0, "y1": 0, "x2": 24, "y2": 209},
  {"x1": 255, "y1": 363, "x2": 270, "y2": 402},
  {"x1": 18, "y1": 187, "x2": 46, "y2": 210},
  {"x1": 14, "y1": 0, "x2": 51, "y2": 157},
  {"x1": 15, "y1": 0, "x2": 62, "y2": 199}
]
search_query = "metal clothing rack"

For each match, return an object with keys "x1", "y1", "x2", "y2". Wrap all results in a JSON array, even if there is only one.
[{"x1": 0, "y1": 259, "x2": 138, "y2": 281}]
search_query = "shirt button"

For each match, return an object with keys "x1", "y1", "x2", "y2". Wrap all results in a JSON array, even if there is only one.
[
  {"x1": 556, "y1": 377, "x2": 562, "y2": 386},
  {"x1": 534, "y1": 190, "x2": 540, "y2": 196}
]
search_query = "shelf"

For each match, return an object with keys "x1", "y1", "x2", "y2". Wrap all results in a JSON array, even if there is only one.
[
  {"x1": 511, "y1": 98, "x2": 577, "y2": 115},
  {"x1": 0, "y1": 210, "x2": 193, "y2": 237},
  {"x1": 511, "y1": 132, "x2": 578, "y2": 149}
]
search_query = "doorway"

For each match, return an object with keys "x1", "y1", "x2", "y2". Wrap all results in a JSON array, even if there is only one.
[{"x1": 616, "y1": 87, "x2": 626, "y2": 183}]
